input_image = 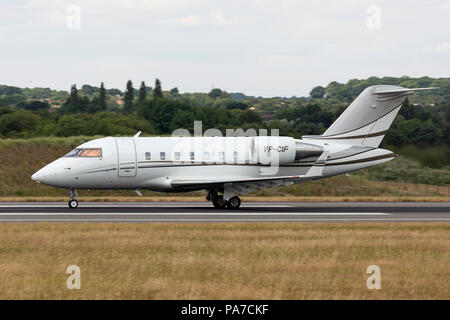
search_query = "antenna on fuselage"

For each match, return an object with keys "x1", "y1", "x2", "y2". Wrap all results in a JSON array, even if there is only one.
[{"x1": 133, "y1": 131, "x2": 142, "y2": 138}]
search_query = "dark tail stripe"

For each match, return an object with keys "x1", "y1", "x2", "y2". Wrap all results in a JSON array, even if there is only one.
[{"x1": 305, "y1": 130, "x2": 388, "y2": 140}]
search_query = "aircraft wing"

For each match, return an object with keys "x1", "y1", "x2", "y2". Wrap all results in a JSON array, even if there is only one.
[
  {"x1": 171, "y1": 151, "x2": 329, "y2": 189},
  {"x1": 171, "y1": 173, "x2": 316, "y2": 188}
]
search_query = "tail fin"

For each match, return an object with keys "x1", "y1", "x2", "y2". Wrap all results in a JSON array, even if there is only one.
[{"x1": 303, "y1": 85, "x2": 438, "y2": 147}]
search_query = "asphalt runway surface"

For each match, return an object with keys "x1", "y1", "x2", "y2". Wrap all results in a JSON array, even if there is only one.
[{"x1": 0, "y1": 202, "x2": 448, "y2": 222}]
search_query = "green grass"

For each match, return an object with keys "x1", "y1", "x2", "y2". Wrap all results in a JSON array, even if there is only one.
[{"x1": 357, "y1": 157, "x2": 450, "y2": 186}]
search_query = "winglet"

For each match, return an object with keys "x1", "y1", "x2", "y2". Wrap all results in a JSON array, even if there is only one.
[{"x1": 133, "y1": 131, "x2": 142, "y2": 138}]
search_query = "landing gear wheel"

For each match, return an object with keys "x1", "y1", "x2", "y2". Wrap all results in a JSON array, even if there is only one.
[
  {"x1": 68, "y1": 199, "x2": 78, "y2": 209},
  {"x1": 212, "y1": 195, "x2": 227, "y2": 209},
  {"x1": 226, "y1": 196, "x2": 241, "y2": 209}
]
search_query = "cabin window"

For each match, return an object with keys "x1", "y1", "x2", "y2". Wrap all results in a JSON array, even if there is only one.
[
  {"x1": 233, "y1": 151, "x2": 238, "y2": 160},
  {"x1": 64, "y1": 148, "x2": 102, "y2": 158},
  {"x1": 190, "y1": 152, "x2": 195, "y2": 160},
  {"x1": 145, "y1": 152, "x2": 151, "y2": 160},
  {"x1": 160, "y1": 152, "x2": 166, "y2": 160},
  {"x1": 219, "y1": 152, "x2": 225, "y2": 160},
  {"x1": 203, "y1": 152, "x2": 209, "y2": 160},
  {"x1": 174, "y1": 152, "x2": 180, "y2": 160}
]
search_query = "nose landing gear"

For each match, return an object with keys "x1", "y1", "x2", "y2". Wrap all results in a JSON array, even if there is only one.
[
  {"x1": 68, "y1": 199, "x2": 78, "y2": 209},
  {"x1": 68, "y1": 189, "x2": 78, "y2": 209}
]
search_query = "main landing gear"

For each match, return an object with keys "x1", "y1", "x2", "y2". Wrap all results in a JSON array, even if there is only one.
[
  {"x1": 68, "y1": 189, "x2": 78, "y2": 209},
  {"x1": 207, "y1": 191, "x2": 241, "y2": 209}
]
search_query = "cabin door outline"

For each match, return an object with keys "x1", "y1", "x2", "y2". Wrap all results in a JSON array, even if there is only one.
[{"x1": 115, "y1": 138, "x2": 137, "y2": 177}]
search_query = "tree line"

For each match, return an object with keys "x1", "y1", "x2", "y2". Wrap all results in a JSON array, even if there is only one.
[{"x1": 0, "y1": 77, "x2": 448, "y2": 153}]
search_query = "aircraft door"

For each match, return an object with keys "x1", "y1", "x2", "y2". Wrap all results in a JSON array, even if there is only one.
[{"x1": 116, "y1": 138, "x2": 137, "y2": 177}]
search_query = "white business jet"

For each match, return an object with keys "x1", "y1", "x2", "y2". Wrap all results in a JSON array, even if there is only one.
[{"x1": 31, "y1": 85, "x2": 436, "y2": 209}]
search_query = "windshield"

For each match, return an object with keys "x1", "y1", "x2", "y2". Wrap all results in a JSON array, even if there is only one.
[{"x1": 64, "y1": 148, "x2": 102, "y2": 157}]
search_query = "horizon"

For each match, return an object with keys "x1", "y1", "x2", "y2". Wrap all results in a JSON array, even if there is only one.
[{"x1": 1, "y1": 74, "x2": 447, "y2": 99}]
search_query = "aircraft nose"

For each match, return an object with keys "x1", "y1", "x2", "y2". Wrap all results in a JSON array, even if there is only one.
[
  {"x1": 31, "y1": 166, "x2": 54, "y2": 184},
  {"x1": 31, "y1": 170, "x2": 44, "y2": 183},
  {"x1": 31, "y1": 161, "x2": 71, "y2": 187}
]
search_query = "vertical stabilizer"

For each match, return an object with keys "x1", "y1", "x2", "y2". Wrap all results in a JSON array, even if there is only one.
[{"x1": 302, "y1": 85, "x2": 438, "y2": 147}]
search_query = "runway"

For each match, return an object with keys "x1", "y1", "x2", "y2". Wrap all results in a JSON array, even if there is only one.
[{"x1": 0, "y1": 202, "x2": 449, "y2": 222}]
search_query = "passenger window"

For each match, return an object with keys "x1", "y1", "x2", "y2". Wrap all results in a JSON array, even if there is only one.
[
  {"x1": 145, "y1": 152, "x2": 151, "y2": 160},
  {"x1": 174, "y1": 152, "x2": 180, "y2": 160},
  {"x1": 190, "y1": 152, "x2": 195, "y2": 160},
  {"x1": 219, "y1": 152, "x2": 225, "y2": 160},
  {"x1": 160, "y1": 152, "x2": 166, "y2": 160},
  {"x1": 233, "y1": 151, "x2": 238, "y2": 160},
  {"x1": 203, "y1": 152, "x2": 209, "y2": 160}
]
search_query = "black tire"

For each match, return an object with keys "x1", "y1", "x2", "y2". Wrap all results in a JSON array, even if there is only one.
[
  {"x1": 212, "y1": 195, "x2": 227, "y2": 208},
  {"x1": 68, "y1": 200, "x2": 78, "y2": 209},
  {"x1": 227, "y1": 196, "x2": 241, "y2": 209}
]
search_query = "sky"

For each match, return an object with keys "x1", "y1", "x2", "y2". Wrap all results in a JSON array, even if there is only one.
[{"x1": 0, "y1": 0, "x2": 449, "y2": 97}]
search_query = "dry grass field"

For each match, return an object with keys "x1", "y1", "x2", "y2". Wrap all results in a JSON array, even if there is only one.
[{"x1": 0, "y1": 223, "x2": 448, "y2": 299}]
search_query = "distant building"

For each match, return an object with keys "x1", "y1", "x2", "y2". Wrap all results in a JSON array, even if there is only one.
[
  {"x1": 31, "y1": 98, "x2": 53, "y2": 104},
  {"x1": 48, "y1": 105, "x2": 61, "y2": 113},
  {"x1": 260, "y1": 114, "x2": 275, "y2": 122}
]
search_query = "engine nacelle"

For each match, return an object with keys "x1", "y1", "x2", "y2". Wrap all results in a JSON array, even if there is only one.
[{"x1": 249, "y1": 136, "x2": 296, "y2": 165}]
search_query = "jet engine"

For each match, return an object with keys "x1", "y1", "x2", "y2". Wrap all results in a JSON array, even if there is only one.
[{"x1": 249, "y1": 137, "x2": 323, "y2": 165}]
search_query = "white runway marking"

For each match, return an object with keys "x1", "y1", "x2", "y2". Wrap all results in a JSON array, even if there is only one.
[{"x1": 0, "y1": 212, "x2": 390, "y2": 216}]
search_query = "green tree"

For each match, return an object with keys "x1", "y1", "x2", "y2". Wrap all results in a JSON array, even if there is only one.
[
  {"x1": 153, "y1": 79, "x2": 163, "y2": 99},
  {"x1": 99, "y1": 82, "x2": 107, "y2": 111},
  {"x1": 170, "y1": 87, "x2": 179, "y2": 98},
  {"x1": 139, "y1": 81, "x2": 146, "y2": 103},
  {"x1": 124, "y1": 80, "x2": 134, "y2": 113},
  {"x1": 18, "y1": 100, "x2": 49, "y2": 111},
  {"x1": 61, "y1": 84, "x2": 81, "y2": 113},
  {"x1": 225, "y1": 101, "x2": 248, "y2": 110},
  {"x1": 0, "y1": 109, "x2": 40, "y2": 137},
  {"x1": 310, "y1": 86, "x2": 325, "y2": 99},
  {"x1": 208, "y1": 88, "x2": 224, "y2": 99}
]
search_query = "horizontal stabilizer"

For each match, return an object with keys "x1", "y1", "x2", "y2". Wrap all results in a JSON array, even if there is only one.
[{"x1": 373, "y1": 87, "x2": 439, "y2": 95}]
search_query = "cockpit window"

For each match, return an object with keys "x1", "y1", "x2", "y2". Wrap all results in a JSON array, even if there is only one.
[
  {"x1": 64, "y1": 148, "x2": 83, "y2": 157},
  {"x1": 64, "y1": 148, "x2": 102, "y2": 158}
]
